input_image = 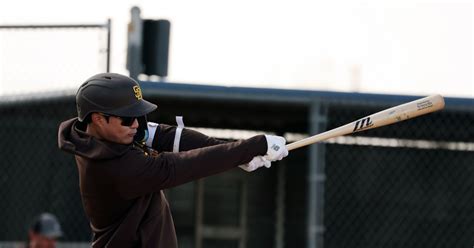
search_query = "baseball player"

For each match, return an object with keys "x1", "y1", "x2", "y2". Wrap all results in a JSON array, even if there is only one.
[
  {"x1": 58, "y1": 73, "x2": 288, "y2": 247},
  {"x1": 27, "y1": 212, "x2": 62, "y2": 248}
]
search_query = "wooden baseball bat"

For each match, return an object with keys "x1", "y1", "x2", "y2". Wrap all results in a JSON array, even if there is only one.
[{"x1": 286, "y1": 94, "x2": 445, "y2": 151}]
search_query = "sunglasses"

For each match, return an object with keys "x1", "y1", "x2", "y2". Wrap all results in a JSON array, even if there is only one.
[{"x1": 99, "y1": 113, "x2": 139, "y2": 126}]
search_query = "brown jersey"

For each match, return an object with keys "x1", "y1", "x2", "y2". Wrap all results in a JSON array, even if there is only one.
[{"x1": 58, "y1": 118, "x2": 267, "y2": 247}]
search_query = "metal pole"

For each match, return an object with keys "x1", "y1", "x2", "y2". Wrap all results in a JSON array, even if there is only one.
[
  {"x1": 0, "y1": 24, "x2": 108, "y2": 29},
  {"x1": 126, "y1": 6, "x2": 143, "y2": 80},
  {"x1": 106, "y1": 19, "x2": 111, "y2": 73},
  {"x1": 307, "y1": 100, "x2": 327, "y2": 248},
  {"x1": 275, "y1": 160, "x2": 286, "y2": 248},
  {"x1": 239, "y1": 178, "x2": 248, "y2": 248},
  {"x1": 195, "y1": 179, "x2": 204, "y2": 248}
]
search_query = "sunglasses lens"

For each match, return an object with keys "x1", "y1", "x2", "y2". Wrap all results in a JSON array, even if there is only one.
[
  {"x1": 99, "y1": 113, "x2": 139, "y2": 126},
  {"x1": 120, "y1": 117, "x2": 136, "y2": 126}
]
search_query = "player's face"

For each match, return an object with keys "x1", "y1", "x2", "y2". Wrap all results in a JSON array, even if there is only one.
[
  {"x1": 98, "y1": 114, "x2": 139, "y2": 145},
  {"x1": 28, "y1": 232, "x2": 57, "y2": 248}
]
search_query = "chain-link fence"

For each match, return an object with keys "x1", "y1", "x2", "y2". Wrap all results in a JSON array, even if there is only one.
[
  {"x1": 0, "y1": 95, "x2": 89, "y2": 244},
  {"x1": 0, "y1": 85, "x2": 472, "y2": 248},
  {"x1": 321, "y1": 100, "x2": 474, "y2": 248},
  {"x1": 0, "y1": 22, "x2": 110, "y2": 96}
]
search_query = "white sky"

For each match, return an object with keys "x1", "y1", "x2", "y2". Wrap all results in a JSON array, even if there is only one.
[{"x1": 0, "y1": 0, "x2": 472, "y2": 98}]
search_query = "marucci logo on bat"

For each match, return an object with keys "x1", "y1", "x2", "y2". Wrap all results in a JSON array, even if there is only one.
[{"x1": 353, "y1": 117, "x2": 374, "y2": 132}]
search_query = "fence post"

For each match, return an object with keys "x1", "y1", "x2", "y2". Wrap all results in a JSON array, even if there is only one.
[{"x1": 307, "y1": 100, "x2": 327, "y2": 248}]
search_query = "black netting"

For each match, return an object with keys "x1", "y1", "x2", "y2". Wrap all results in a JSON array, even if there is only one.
[
  {"x1": 325, "y1": 146, "x2": 474, "y2": 247},
  {"x1": 0, "y1": 92, "x2": 472, "y2": 248},
  {"x1": 0, "y1": 98, "x2": 90, "y2": 241},
  {"x1": 322, "y1": 98, "x2": 474, "y2": 248}
]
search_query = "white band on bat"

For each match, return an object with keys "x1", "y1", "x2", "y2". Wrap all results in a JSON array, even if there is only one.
[
  {"x1": 173, "y1": 116, "x2": 184, "y2": 153},
  {"x1": 145, "y1": 122, "x2": 159, "y2": 147}
]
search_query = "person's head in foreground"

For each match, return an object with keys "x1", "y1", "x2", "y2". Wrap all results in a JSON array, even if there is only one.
[{"x1": 28, "y1": 213, "x2": 62, "y2": 248}]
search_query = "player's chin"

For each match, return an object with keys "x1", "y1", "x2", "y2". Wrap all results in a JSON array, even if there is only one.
[{"x1": 120, "y1": 136, "x2": 135, "y2": 145}]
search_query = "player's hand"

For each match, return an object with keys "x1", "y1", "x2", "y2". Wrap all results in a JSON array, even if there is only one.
[
  {"x1": 264, "y1": 135, "x2": 288, "y2": 161},
  {"x1": 239, "y1": 156, "x2": 271, "y2": 172}
]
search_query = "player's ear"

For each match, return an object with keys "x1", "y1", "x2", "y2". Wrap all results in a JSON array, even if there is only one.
[{"x1": 90, "y1": 113, "x2": 105, "y2": 126}]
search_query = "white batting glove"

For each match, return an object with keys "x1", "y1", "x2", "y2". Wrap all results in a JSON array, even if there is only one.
[
  {"x1": 264, "y1": 135, "x2": 288, "y2": 161},
  {"x1": 239, "y1": 156, "x2": 271, "y2": 172}
]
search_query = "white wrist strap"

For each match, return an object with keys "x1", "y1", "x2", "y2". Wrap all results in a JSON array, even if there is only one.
[
  {"x1": 173, "y1": 116, "x2": 184, "y2": 153},
  {"x1": 145, "y1": 122, "x2": 159, "y2": 147}
]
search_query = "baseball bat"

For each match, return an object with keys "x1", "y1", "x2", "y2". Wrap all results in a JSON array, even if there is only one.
[{"x1": 286, "y1": 94, "x2": 445, "y2": 151}]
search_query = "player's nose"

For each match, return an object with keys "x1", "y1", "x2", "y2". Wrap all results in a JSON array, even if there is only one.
[{"x1": 130, "y1": 118, "x2": 139, "y2": 129}]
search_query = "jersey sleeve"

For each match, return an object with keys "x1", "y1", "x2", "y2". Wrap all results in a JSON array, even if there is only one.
[{"x1": 116, "y1": 135, "x2": 267, "y2": 199}]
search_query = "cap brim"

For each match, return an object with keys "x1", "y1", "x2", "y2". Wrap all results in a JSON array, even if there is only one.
[{"x1": 109, "y1": 99, "x2": 157, "y2": 117}]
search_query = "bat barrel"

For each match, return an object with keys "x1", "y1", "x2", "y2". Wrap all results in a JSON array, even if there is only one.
[{"x1": 286, "y1": 94, "x2": 445, "y2": 151}]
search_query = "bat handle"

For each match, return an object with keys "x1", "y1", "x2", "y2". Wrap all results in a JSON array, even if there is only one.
[{"x1": 286, "y1": 143, "x2": 299, "y2": 151}]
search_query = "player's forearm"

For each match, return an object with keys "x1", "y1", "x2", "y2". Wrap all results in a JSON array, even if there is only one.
[
  {"x1": 151, "y1": 124, "x2": 227, "y2": 152},
  {"x1": 158, "y1": 135, "x2": 266, "y2": 188}
]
